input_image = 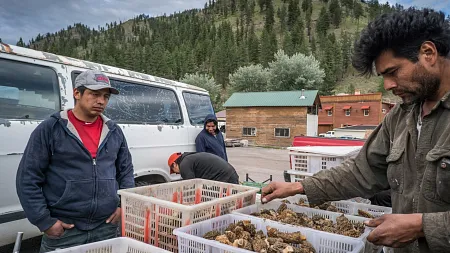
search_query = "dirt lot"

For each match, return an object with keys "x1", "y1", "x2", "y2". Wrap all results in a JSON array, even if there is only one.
[{"x1": 227, "y1": 146, "x2": 290, "y2": 183}]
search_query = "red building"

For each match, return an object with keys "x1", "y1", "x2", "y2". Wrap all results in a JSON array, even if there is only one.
[{"x1": 318, "y1": 92, "x2": 395, "y2": 134}]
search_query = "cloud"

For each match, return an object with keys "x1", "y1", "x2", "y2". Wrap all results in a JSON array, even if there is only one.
[
  {"x1": 0, "y1": 0, "x2": 206, "y2": 44},
  {"x1": 1, "y1": 0, "x2": 449, "y2": 45}
]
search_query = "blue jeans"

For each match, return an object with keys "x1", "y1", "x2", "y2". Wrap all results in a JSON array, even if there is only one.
[{"x1": 39, "y1": 222, "x2": 119, "y2": 253}]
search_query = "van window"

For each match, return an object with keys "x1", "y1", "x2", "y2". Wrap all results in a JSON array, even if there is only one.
[
  {"x1": 105, "y1": 79, "x2": 183, "y2": 124},
  {"x1": 0, "y1": 59, "x2": 60, "y2": 120},
  {"x1": 183, "y1": 92, "x2": 214, "y2": 125}
]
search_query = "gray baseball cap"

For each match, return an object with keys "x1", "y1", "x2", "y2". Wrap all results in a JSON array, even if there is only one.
[{"x1": 74, "y1": 70, "x2": 119, "y2": 94}]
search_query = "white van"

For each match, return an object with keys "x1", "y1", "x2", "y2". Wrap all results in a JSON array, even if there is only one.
[{"x1": 0, "y1": 43, "x2": 214, "y2": 247}]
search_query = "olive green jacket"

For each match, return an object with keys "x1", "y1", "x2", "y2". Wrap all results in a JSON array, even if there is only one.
[{"x1": 303, "y1": 92, "x2": 450, "y2": 253}]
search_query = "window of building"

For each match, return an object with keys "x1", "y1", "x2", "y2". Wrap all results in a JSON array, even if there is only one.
[
  {"x1": 275, "y1": 128, "x2": 290, "y2": 138},
  {"x1": 327, "y1": 110, "x2": 332, "y2": 116},
  {"x1": 345, "y1": 109, "x2": 351, "y2": 116},
  {"x1": 183, "y1": 92, "x2": 214, "y2": 125},
  {"x1": 0, "y1": 59, "x2": 60, "y2": 120},
  {"x1": 243, "y1": 127, "x2": 256, "y2": 136},
  {"x1": 363, "y1": 109, "x2": 369, "y2": 116}
]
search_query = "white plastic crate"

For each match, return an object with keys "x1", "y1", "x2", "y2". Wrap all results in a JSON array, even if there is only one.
[
  {"x1": 118, "y1": 179, "x2": 259, "y2": 252},
  {"x1": 287, "y1": 146, "x2": 361, "y2": 182},
  {"x1": 173, "y1": 213, "x2": 365, "y2": 253},
  {"x1": 53, "y1": 237, "x2": 170, "y2": 253},
  {"x1": 284, "y1": 195, "x2": 392, "y2": 218},
  {"x1": 232, "y1": 201, "x2": 371, "y2": 240}
]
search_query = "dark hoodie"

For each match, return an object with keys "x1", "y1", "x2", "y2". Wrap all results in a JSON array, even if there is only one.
[
  {"x1": 178, "y1": 152, "x2": 239, "y2": 184},
  {"x1": 16, "y1": 110, "x2": 134, "y2": 232},
  {"x1": 195, "y1": 114, "x2": 228, "y2": 161}
]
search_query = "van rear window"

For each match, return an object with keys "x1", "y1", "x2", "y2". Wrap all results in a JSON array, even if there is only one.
[
  {"x1": 0, "y1": 59, "x2": 60, "y2": 120},
  {"x1": 182, "y1": 92, "x2": 214, "y2": 125}
]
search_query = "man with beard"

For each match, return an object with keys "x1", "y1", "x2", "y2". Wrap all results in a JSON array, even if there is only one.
[{"x1": 260, "y1": 8, "x2": 450, "y2": 253}]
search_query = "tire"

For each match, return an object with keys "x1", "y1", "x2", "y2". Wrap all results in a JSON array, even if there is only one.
[{"x1": 134, "y1": 175, "x2": 167, "y2": 187}]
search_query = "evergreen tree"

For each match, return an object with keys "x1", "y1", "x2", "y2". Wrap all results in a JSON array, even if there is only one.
[
  {"x1": 316, "y1": 6, "x2": 330, "y2": 36},
  {"x1": 329, "y1": 0, "x2": 342, "y2": 28},
  {"x1": 341, "y1": 31, "x2": 352, "y2": 74},
  {"x1": 287, "y1": 0, "x2": 300, "y2": 30},
  {"x1": 258, "y1": 0, "x2": 265, "y2": 11},
  {"x1": 264, "y1": 0, "x2": 275, "y2": 30},
  {"x1": 301, "y1": 0, "x2": 311, "y2": 13},
  {"x1": 247, "y1": 24, "x2": 260, "y2": 64},
  {"x1": 277, "y1": 5, "x2": 288, "y2": 32},
  {"x1": 283, "y1": 31, "x2": 295, "y2": 56},
  {"x1": 291, "y1": 20, "x2": 305, "y2": 52},
  {"x1": 353, "y1": 1, "x2": 364, "y2": 30},
  {"x1": 16, "y1": 37, "x2": 25, "y2": 47},
  {"x1": 260, "y1": 27, "x2": 277, "y2": 66}
]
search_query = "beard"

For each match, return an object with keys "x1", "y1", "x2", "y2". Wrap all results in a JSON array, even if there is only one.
[{"x1": 395, "y1": 63, "x2": 440, "y2": 105}]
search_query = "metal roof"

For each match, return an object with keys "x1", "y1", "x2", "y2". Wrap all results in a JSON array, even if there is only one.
[
  {"x1": 0, "y1": 43, "x2": 207, "y2": 92},
  {"x1": 224, "y1": 90, "x2": 319, "y2": 107}
]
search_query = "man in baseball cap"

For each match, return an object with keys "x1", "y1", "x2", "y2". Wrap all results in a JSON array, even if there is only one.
[{"x1": 16, "y1": 69, "x2": 135, "y2": 252}]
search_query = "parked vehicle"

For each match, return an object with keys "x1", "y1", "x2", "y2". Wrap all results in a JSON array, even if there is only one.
[
  {"x1": 0, "y1": 43, "x2": 214, "y2": 246},
  {"x1": 318, "y1": 130, "x2": 335, "y2": 137}
]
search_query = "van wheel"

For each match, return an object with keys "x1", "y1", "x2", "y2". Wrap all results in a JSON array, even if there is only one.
[{"x1": 135, "y1": 175, "x2": 166, "y2": 186}]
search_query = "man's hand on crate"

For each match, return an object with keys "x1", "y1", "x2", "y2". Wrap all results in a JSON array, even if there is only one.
[
  {"x1": 45, "y1": 220, "x2": 74, "y2": 239},
  {"x1": 365, "y1": 213, "x2": 424, "y2": 248},
  {"x1": 261, "y1": 182, "x2": 304, "y2": 204},
  {"x1": 106, "y1": 208, "x2": 121, "y2": 224}
]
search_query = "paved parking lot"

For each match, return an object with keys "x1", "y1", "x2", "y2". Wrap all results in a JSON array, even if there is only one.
[{"x1": 227, "y1": 146, "x2": 290, "y2": 183}]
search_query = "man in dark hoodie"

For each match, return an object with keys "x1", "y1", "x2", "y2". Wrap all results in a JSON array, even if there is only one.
[
  {"x1": 168, "y1": 152, "x2": 239, "y2": 184},
  {"x1": 16, "y1": 70, "x2": 134, "y2": 252},
  {"x1": 195, "y1": 114, "x2": 228, "y2": 161}
]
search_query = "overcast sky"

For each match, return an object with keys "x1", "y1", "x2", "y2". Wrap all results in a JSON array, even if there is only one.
[{"x1": 0, "y1": 0, "x2": 449, "y2": 45}]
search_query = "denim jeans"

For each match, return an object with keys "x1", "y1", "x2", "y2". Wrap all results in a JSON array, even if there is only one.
[{"x1": 39, "y1": 222, "x2": 119, "y2": 253}]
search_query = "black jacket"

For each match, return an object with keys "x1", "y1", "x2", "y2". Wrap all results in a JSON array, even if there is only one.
[{"x1": 178, "y1": 152, "x2": 239, "y2": 184}]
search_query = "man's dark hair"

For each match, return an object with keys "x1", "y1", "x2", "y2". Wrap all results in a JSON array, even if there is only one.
[
  {"x1": 76, "y1": 86, "x2": 87, "y2": 95},
  {"x1": 352, "y1": 8, "x2": 450, "y2": 76}
]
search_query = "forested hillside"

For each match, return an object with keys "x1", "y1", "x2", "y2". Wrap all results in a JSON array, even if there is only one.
[{"x1": 12, "y1": 0, "x2": 406, "y2": 109}]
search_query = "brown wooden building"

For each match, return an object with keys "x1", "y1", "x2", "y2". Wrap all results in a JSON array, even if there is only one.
[
  {"x1": 318, "y1": 92, "x2": 395, "y2": 134},
  {"x1": 223, "y1": 90, "x2": 321, "y2": 147}
]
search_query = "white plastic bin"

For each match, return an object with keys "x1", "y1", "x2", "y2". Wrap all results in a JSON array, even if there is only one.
[
  {"x1": 232, "y1": 201, "x2": 371, "y2": 240},
  {"x1": 174, "y1": 214, "x2": 365, "y2": 253},
  {"x1": 53, "y1": 237, "x2": 170, "y2": 253},
  {"x1": 118, "y1": 179, "x2": 259, "y2": 252},
  {"x1": 284, "y1": 195, "x2": 392, "y2": 218}
]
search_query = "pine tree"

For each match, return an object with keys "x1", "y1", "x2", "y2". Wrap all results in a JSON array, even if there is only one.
[
  {"x1": 316, "y1": 6, "x2": 330, "y2": 36},
  {"x1": 260, "y1": 27, "x2": 277, "y2": 66},
  {"x1": 287, "y1": 0, "x2": 300, "y2": 30},
  {"x1": 247, "y1": 24, "x2": 260, "y2": 64},
  {"x1": 258, "y1": 0, "x2": 265, "y2": 11},
  {"x1": 341, "y1": 31, "x2": 352, "y2": 75},
  {"x1": 16, "y1": 37, "x2": 25, "y2": 47},
  {"x1": 277, "y1": 5, "x2": 288, "y2": 32},
  {"x1": 291, "y1": 20, "x2": 305, "y2": 52},
  {"x1": 264, "y1": 0, "x2": 275, "y2": 30},
  {"x1": 341, "y1": 0, "x2": 353, "y2": 15},
  {"x1": 353, "y1": 1, "x2": 364, "y2": 31},
  {"x1": 283, "y1": 31, "x2": 295, "y2": 56},
  {"x1": 329, "y1": 0, "x2": 342, "y2": 28},
  {"x1": 301, "y1": 0, "x2": 310, "y2": 13}
]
